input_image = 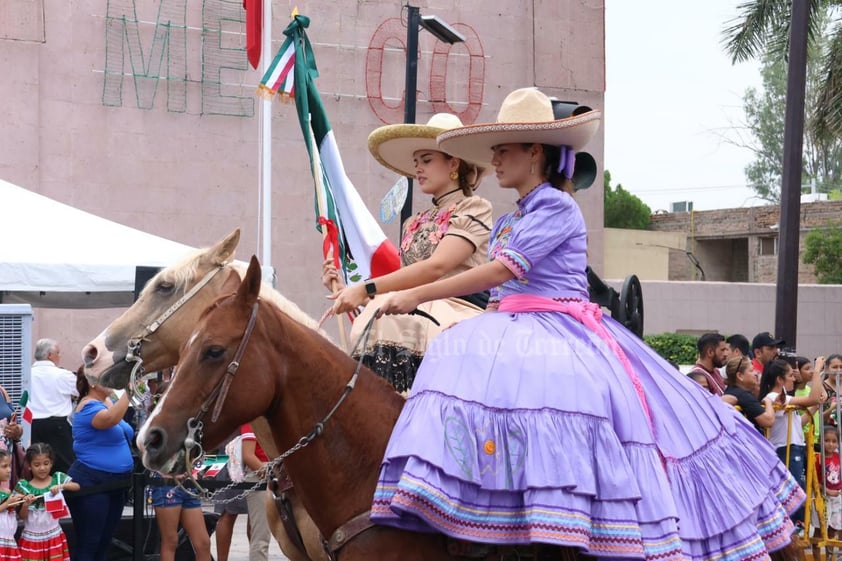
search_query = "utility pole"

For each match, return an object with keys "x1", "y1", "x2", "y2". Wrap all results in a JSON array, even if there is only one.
[
  {"x1": 399, "y1": 6, "x2": 421, "y2": 231},
  {"x1": 775, "y1": 0, "x2": 810, "y2": 349}
]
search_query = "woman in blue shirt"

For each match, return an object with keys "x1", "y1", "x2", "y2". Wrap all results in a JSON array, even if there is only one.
[{"x1": 66, "y1": 368, "x2": 134, "y2": 561}]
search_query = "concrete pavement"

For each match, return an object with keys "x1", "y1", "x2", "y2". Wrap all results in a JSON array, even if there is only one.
[{"x1": 209, "y1": 511, "x2": 289, "y2": 561}]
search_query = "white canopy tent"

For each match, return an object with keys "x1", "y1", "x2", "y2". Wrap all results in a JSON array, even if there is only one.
[{"x1": 0, "y1": 179, "x2": 197, "y2": 308}]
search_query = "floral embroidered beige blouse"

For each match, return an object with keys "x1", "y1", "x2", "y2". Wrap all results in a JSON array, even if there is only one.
[{"x1": 399, "y1": 189, "x2": 493, "y2": 275}]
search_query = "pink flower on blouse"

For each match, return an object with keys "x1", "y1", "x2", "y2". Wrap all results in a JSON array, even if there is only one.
[{"x1": 434, "y1": 208, "x2": 454, "y2": 226}]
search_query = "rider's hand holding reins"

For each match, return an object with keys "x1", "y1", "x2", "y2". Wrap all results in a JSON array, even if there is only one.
[
  {"x1": 374, "y1": 290, "x2": 421, "y2": 318},
  {"x1": 327, "y1": 283, "x2": 369, "y2": 316}
]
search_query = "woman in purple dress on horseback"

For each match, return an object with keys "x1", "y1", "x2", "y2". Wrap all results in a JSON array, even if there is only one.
[{"x1": 370, "y1": 88, "x2": 803, "y2": 561}]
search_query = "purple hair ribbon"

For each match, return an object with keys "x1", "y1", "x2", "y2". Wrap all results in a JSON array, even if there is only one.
[{"x1": 558, "y1": 146, "x2": 575, "y2": 179}]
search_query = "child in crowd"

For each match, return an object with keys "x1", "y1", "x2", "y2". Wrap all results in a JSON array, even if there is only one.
[
  {"x1": 145, "y1": 372, "x2": 212, "y2": 561},
  {"x1": 686, "y1": 371, "x2": 710, "y2": 391},
  {"x1": 16, "y1": 443, "x2": 79, "y2": 561},
  {"x1": 0, "y1": 450, "x2": 24, "y2": 561},
  {"x1": 813, "y1": 426, "x2": 842, "y2": 561},
  {"x1": 822, "y1": 355, "x2": 842, "y2": 427}
]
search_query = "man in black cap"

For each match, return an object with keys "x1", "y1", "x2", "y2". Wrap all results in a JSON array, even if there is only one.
[{"x1": 751, "y1": 332, "x2": 785, "y2": 376}]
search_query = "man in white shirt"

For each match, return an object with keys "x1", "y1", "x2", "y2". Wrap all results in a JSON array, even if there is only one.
[{"x1": 30, "y1": 338, "x2": 79, "y2": 473}]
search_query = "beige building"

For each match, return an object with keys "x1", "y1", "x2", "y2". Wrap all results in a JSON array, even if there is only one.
[
  {"x1": 1, "y1": 0, "x2": 607, "y2": 356},
  {"x1": 644, "y1": 201, "x2": 842, "y2": 283},
  {"x1": 604, "y1": 228, "x2": 686, "y2": 281}
]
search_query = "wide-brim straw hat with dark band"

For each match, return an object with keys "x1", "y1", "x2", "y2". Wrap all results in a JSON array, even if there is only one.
[
  {"x1": 436, "y1": 88, "x2": 601, "y2": 168},
  {"x1": 368, "y1": 113, "x2": 487, "y2": 184}
]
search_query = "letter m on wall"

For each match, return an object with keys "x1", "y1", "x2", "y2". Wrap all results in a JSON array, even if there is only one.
[{"x1": 102, "y1": 0, "x2": 187, "y2": 111}]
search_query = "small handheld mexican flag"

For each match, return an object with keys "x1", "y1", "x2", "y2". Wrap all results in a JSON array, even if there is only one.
[{"x1": 19, "y1": 390, "x2": 32, "y2": 424}]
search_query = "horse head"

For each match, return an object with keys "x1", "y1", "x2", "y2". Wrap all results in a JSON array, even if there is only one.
[
  {"x1": 139, "y1": 256, "x2": 276, "y2": 473},
  {"x1": 81, "y1": 229, "x2": 242, "y2": 389}
]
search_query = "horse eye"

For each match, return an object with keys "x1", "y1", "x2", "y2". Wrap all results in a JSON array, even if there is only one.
[
  {"x1": 155, "y1": 281, "x2": 175, "y2": 294},
  {"x1": 203, "y1": 346, "x2": 226, "y2": 360}
]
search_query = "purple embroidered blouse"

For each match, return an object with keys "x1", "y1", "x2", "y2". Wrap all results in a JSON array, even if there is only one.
[{"x1": 489, "y1": 183, "x2": 588, "y2": 303}]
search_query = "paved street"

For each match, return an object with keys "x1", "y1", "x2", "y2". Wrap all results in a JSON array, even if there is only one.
[{"x1": 213, "y1": 513, "x2": 289, "y2": 561}]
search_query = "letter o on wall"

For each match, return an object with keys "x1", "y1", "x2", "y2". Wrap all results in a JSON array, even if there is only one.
[
  {"x1": 366, "y1": 19, "x2": 485, "y2": 125},
  {"x1": 429, "y1": 23, "x2": 484, "y2": 125},
  {"x1": 365, "y1": 18, "x2": 407, "y2": 124}
]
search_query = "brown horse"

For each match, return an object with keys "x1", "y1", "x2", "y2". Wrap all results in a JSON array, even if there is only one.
[
  {"x1": 140, "y1": 256, "x2": 806, "y2": 561},
  {"x1": 81, "y1": 229, "x2": 327, "y2": 561},
  {"x1": 139, "y1": 256, "x2": 464, "y2": 561}
]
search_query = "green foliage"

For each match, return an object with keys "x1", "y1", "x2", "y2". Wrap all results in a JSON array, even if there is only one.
[
  {"x1": 803, "y1": 224, "x2": 842, "y2": 284},
  {"x1": 644, "y1": 333, "x2": 698, "y2": 365},
  {"x1": 738, "y1": 27, "x2": 842, "y2": 203},
  {"x1": 723, "y1": 2, "x2": 842, "y2": 138},
  {"x1": 604, "y1": 170, "x2": 651, "y2": 230}
]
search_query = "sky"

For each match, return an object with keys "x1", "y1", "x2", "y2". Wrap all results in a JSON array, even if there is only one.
[{"x1": 604, "y1": 1, "x2": 766, "y2": 212}]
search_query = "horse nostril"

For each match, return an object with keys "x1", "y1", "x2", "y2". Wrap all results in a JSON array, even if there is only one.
[
  {"x1": 144, "y1": 428, "x2": 166, "y2": 454},
  {"x1": 82, "y1": 344, "x2": 99, "y2": 367}
]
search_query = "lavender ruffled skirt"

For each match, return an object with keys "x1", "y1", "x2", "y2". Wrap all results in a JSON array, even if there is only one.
[{"x1": 371, "y1": 304, "x2": 803, "y2": 561}]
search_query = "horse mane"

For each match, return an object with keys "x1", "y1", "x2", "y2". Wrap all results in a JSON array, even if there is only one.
[
  {"x1": 229, "y1": 262, "x2": 324, "y2": 334},
  {"x1": 260, "y1": 295, "x2": 401, "y2": 398},
  {"x1": 141, "y1": 248, "x2": 328, "y2": 338}
]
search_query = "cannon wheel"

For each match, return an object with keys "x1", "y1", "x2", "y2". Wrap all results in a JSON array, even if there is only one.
[{"x1": 620, "y1": 275, "x2": 644, "y2": 338}]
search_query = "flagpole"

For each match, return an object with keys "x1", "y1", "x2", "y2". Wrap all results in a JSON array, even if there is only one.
[
  {"x1": 260, "y1": 0, "x2": 273, "y2": 280},
  {"x1": 307, "y1": 115, "x2": 350, "y2": 352}
]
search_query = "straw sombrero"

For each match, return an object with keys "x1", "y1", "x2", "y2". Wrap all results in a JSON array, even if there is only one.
[
  {"x1": 437, "y1": 88, "x2": 601, "y2": 168},
  {"x1": 368, "y1": 113, "x2": 487, "y2": 180}
]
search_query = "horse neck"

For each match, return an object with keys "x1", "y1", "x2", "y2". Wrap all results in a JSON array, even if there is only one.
[{"x1": 261, "y1": 304, "x2": 404, "y2": 535}]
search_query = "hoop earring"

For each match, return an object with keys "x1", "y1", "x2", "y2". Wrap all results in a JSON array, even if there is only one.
[{"x1": 450, "y1": 171, "x2": 459, "y2": 181}]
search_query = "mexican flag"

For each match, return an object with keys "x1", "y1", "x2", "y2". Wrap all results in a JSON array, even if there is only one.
[
  {"x1": 19, "y1": 390, "x2": 32, "y2": 424},
  {"x1": 258, "y1": 15, "x2": 400, "y2": 283}
]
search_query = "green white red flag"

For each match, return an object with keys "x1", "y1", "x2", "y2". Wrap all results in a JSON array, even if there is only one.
[{"x1": 259, "y1": 15, "x2": 400, "y2": 283}]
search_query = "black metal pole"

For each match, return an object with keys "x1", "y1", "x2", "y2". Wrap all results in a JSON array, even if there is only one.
[
  {"x1": 775, "y1": 0, "x2": 810, "y2": 349},
  {"x1": 400, "y1": 5, "x2": 420, "y2": 231}
]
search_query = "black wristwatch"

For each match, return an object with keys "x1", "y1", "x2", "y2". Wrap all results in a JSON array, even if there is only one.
[{"x1": 364, "y1": 280, "x2": 377, "y2": 298}]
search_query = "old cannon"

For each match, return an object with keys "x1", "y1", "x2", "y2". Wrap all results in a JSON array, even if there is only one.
[{"x1": 586, "y1": 267, "x2": 644, "y2": 338}]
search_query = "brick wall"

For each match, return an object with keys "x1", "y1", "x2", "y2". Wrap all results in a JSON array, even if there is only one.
[{"x1": 650, "y1": 200, "x2": 842, "y2": 283}]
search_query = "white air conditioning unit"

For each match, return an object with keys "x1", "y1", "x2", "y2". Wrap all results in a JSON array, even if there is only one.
[
  {"x1": 0, "y1": 304, "x2": 32, "y2": 445},
  {"x1": 670, "y1": 201, "x2": 694, "y2": 213}
]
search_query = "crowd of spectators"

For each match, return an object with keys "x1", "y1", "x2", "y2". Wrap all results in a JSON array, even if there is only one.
[
  {"x1": 685, "y1": 330, "x2": 840, "y2": 547},
  {"x1": 9, "y1": 338, "x2": 269, "y2": 561}
]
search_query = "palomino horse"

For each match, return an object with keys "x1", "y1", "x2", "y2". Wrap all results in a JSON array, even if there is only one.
[
  {"x1": 81, "y1": 229, "x2": 327, "y2": 561},
  {"x1": 140, "y1": 257, "x2": 805, "y2": 561}
]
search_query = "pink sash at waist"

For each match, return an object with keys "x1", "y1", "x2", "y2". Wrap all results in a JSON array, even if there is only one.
[{"x1": 498, "y1": 294, "x2": 652, "y2": 427}]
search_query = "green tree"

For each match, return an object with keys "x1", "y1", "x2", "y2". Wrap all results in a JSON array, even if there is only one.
[
  {"x1": 604, "y1": 170, "x2": 651, "y2": 230},
  {"x1": 723, "y1": 2, "x2": 842, "y2": 140},
  {"x1": 726, "y1": 9, "x2": 842, "y2": 203},
  {"x1": 803, "y1": 224, "x2": 842, "y2": 283}
]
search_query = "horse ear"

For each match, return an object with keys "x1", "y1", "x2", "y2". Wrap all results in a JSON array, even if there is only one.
[
  {"x1": 207, "y1": 229, "x2": 241, "y2": 266},
  {"x1": 220, "y1": 269, "x2": 241, "y2": 294},
  {"x1": 237, "y1": 255, "x2": 262, "y2": 306}
]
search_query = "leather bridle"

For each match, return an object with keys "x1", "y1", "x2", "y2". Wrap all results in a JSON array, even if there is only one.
[
  {"x1": 174, "y1": 304, "x2": 381, "y2": 559},
  {"x1": 123, "y1": 264, "x2": 227, "y2": 406}
]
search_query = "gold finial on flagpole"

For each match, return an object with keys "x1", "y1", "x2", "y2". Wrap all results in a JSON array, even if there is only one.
[{"x1": 291, "y1": 6, "x2": 299, "y2": 17}]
